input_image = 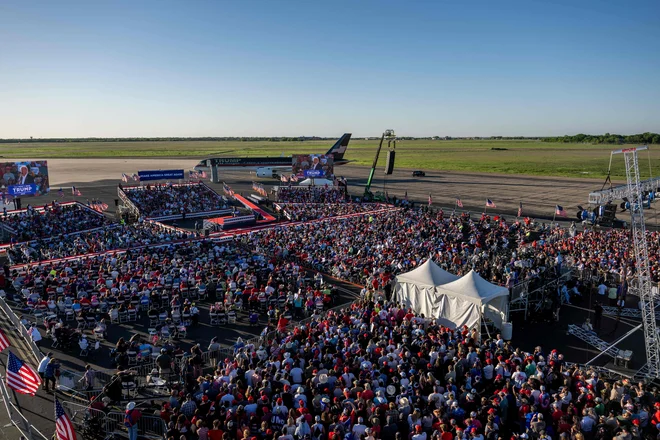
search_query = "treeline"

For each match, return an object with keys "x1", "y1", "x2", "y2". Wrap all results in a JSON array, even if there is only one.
[
  {"x1": 540, "y1": 133, "x2": 660, "y2": 145},
  {"x1": 1, "y1": 133, "x2": 658, "y2": 144}
]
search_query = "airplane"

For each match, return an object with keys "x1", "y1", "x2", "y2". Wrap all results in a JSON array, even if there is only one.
[{"x1": 193, "y1": 133, "x2": 351, "y2": 178}]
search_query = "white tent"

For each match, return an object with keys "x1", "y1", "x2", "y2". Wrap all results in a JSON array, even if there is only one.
[
  {"x1": 434, "y1": 270, "x2": 509, "y2": 330},
  {"x1": 298, "y1": 178, "x2": 334, "y2": 187},
  {"x1": 394, "y1": 260, "x2": 459, "y2": 318}
]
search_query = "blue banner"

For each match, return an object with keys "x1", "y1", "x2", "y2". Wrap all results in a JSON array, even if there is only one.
[
  {"x1": 8, "y1": 184, "x2": 39, "y2": 196},
  {"x1": 304, "y1": 169, "x2": 325, "y2": 178},
  {"x1": 138, "y1": 169, "x2": 185, "y2": 181}
]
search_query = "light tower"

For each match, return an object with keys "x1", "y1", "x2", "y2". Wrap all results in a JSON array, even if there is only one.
[{"x1": 589, "y1": 146, "x2": 659, "y2": 377}]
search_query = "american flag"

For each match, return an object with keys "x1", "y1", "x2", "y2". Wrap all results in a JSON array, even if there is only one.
[
  {"x1": 0, "y1": 328, "x2": 9, "y2": 351},
  {"x1": 555, "y1": 205, "x2": 567, "y2": 217},
  {"x1": 121, "y1": 173, "x2": 129, "y2": 182},
  {"x1": 201, "y1": 171, "x2": 207, "y2": 178},
  {"x1": 456, "y1": 198, "x2": 463, "y2": 208},
  {"x1": 132, "y1": 174, "x2": 139, "y2": 182},
  {"x1": 71, "y1": 186, "x2": 82, "y2": 197},
  {"x1": 6, "y1": 351, "x2": 41, "y2": 396},
  {"x1": 280, "y1": 174, "x2": 288, "y2": 183},
  {"x1": 57, "y1": 188, "x2": 64, "y2": 199},
  {"x1": 428, "y1": 194, "x2": 432, "y2": 206},
  {"x1": 290, "y1": 174, "x2": 298, "y2": 182},
  {"x1": 55, "y1": 397, "x2": 77, "y2": 440},
  {"x1": 518, "y1": 202, "x2": 523, "y2": 217},
  {"x1": 486, "y1": 199, "x2": 496, "y2": 208}
]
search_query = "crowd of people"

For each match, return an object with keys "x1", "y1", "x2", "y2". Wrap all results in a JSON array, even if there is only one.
[
  {"x1": 6, "y1": 189, "x2": 660, "y2": 440},
  {"x1": 277, "y1": 187, "x2": 348, "y2": 204},
  {"x1": 122, "y1": 183, "x2": 229, "y2": 218},
  {"x1": 6, "y1": 222, "x2": 193, "y2": 264},
  {"x1": 89, "y1": 296, "x2": 660, "y2": 440},
  {"x1": 0, "y1": 203, "x2": 110, "y2": 242},
  {"x1": 276, "y1": 203, "x2": 387, "y2": 222},
  {"x1": 539, "y1": 228, "x2": 660, "y2": 284},
  {"x1": 248, "y1": 209, "x2": 559, "y2": 289}
]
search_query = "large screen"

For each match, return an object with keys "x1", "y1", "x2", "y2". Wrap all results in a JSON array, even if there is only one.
[
  {"x1": 292, "y1": 154, "x2": 334, "y2": 178},
  {"x1": 0, "y1": 161, "x2": 50, "y2": 197}
]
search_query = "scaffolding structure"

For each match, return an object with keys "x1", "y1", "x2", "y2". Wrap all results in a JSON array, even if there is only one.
[{"x1": 587, "y1": 146, "x2": 659, "y2": 378}]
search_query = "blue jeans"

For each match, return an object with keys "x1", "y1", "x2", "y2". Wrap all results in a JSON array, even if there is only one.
[{"x1": 128, "y1": 424, "x2": 138, "y2": 440}]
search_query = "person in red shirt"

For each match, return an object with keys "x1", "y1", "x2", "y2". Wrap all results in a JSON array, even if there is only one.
[{"x1": 208, "y1": 419, "x2": 224, "y2": 440}]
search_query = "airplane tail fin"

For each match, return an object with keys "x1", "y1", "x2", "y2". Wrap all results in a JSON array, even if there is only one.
[{"x1": 326, "y1": 133, "x2": 351, "y2": 160}]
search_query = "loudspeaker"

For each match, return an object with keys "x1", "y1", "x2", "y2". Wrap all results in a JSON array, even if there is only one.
[
  {"x1": 114, "y1": 199, "x2": 119, "y2": 207},
  {"x1": 385, "y1": 150, "x2": 396, "y2": 175},
  {"x1": 597, "y1": 204, "x2": 617, "y2": 228}
]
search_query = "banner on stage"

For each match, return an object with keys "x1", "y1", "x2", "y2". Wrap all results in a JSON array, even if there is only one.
[{"x1": 137, "y1": 169, "x2": 185, "y2": 181}]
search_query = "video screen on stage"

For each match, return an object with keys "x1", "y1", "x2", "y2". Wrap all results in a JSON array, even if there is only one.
[
  {"x1": 0, "y1": 161, "x2": 50, "y2": 197},
  {"x1": 292, "y1": 154, "x2": 334, "y2": 178}
]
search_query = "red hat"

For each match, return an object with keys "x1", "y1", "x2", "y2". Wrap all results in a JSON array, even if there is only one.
[
  {"x1": 633, "y1": 419, "x2": 640, "y2": 426},
  {"x1": 416, "y1": 426, "x2": 423, "y2": 432},
  {"x1": 277, "y1": 398, "x2": 283, "y2": 404},
  {"x1": 488, "y1": 408, "x2": 496, "y2": 414}
]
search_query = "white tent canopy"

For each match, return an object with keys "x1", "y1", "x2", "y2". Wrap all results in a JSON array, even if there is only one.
[
  {"x1": 434, "y1": 270, "x2": 509, "y2": 330},
  {"x1": 395, "y1": 265, "x2": 509, "y2": 331},
  {"x1": 298, "y1": 178, "x2": 334, "y2": 187},
  {"x1": 394, "y1": 259, "x2": 459, "y2": 319}
]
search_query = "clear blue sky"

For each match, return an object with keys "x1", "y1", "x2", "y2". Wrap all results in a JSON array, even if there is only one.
[{"x1": 1, "y1": 0, "x2": 659, "y2": 138}]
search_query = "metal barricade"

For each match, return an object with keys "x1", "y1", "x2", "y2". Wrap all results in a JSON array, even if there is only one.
[
  {"x1": 62, "y1": 401, "x2": 107, "y2": 437},
  {"x1": 0, "y1": 373, "x2": 49, "y2": 440},
  {"x1": 0, "y1": 297, "x2": 42, "y2": 363},
  {"x1": 105, "y1": 411, "x2": 167, "y2": 439}
]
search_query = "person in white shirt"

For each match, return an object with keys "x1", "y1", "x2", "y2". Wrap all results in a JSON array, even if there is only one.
[
  {"x1": 290, "y1": 366, "x2": 304, "y2": 384},
  {"x1": 30, "y1": 325, "x2": 42, "y2": 347},
  {"x1": 411, "y1": 425, "x2": 427, "y2": 440},
  {"x1": 352, "y1": 418, "x2": 368, "y2": 438},
  {"x1": 37, "y1": 352, "x2": 53, "y2": 389}
]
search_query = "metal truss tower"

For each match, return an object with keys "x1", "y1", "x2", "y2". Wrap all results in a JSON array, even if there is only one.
[
  {"x1": 587, "y1": 146, "x2": 659, "y2": 378},
  {"x1": 620, "y1": 147, "x2": 659, "y2": 377}
]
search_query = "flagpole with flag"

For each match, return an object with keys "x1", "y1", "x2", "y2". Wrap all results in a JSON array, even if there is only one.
[
  {"x1": 484, "y1": 198, "x2": 496, "y2": 216},
  {"x1": 0, "y1": 328, "x2": 10, "y2": 351},
  {"x1": 554, "y1": 205, "x2": 567, "y2": 223},
  {"x1": 517, "y1": 202, "x2": 523, "y2": 219},
  {"x1": 6, "y1": 351, "x2": 41, "y2": 396},
  {"x1": 55, "y1": 396, "x2": 77, "y2": 440}
]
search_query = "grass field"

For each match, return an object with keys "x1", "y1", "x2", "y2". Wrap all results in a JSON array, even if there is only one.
[{"x1": 2, "y1": 139, "x2": 659, "y2": 180}]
